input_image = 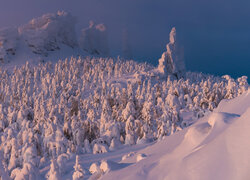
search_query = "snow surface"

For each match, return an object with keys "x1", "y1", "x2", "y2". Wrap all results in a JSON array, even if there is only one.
[
  {"x1": 100, "y1": 89, "x2": 250, "y2": 180},
  {"x1": 13, "y1": 87, "x2": 247, "y2": 180}
]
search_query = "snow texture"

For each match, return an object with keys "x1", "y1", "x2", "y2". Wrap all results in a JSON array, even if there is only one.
[{"x1": 102, "y1": 89, "x2": 250, "y2": 180}]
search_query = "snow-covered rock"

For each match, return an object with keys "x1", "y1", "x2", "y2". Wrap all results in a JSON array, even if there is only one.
[
  {"x1": 158, "y1": 27, "x2": 185, "y2": 78},
  {"x1": 19, "y1": 11, "x2": 78, "y2": 56}
]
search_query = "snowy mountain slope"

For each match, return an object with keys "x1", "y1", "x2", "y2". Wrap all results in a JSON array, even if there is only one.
[
  {"x1": 0, "y1": 11, "x2": 83, "y2": 66},
  {"x1": 101, "y1": 89, "x2": 250, "y2": 180},
  {"x1": 0, "y1": 11, "x2": 112, "y2": 71}
]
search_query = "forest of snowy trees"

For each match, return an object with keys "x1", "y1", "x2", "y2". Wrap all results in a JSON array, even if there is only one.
[
  {"x1": 0, "y1": 11, "x2": 249, "y2": 179},
  {"x1": 0, "y1": 55, "x2": 248, "y2": 179}
]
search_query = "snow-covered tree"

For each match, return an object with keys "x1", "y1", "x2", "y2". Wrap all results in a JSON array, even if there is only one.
[
  {"x1": 0, "y1": 151, "x2": 10, "y2": 180},
  {"x1": 14, "y1": 146, "x2": 40, "y2": 180},
  {"x1": 46, "y1": 159, "x2": 61, "y2": 180},
  {"x1": 0, "y1": 52, "x2": 246, "y2": 175},
  {"x1": 72, "y1": 155, "x2": 84, "y2": 180},
  {"x1": 125, "y1": 116, "x2": 136, "y2": 145}
]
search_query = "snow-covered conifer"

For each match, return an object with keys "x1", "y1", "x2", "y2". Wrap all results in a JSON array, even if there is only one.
[
  {"x1": 46, "y1": 159, "x2": 61, "y2": 180},
  {"x1": 72, "y1": 155, "x2": 84, "y2": 180}
]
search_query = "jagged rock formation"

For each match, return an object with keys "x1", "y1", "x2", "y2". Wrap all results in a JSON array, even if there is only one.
[
  {"x1": 0, "y1": 11, "x2": 78, "y2": 63},
  {"x1": 79, "y1": 21, "x2": 109, "y2": 56},
  {"x1": 158, "y1": 27, "x2": 185, "y2": 78},
  {"x1": 18, "y1": 11, "x2": 78, "y2": 57}
]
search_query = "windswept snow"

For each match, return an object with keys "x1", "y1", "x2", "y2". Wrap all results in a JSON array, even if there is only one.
[
  {"x1": 216, "y1": 88, "x2": 250, "y2": 115},
  {"x1": 101, "y1": 89, "x2": 250, "y2": 180}
]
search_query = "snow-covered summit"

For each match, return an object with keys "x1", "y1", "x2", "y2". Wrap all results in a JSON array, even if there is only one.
[
  {"x1": 158, "y1": 27, "x2": 185, "y2": 78},
  {"x1": 0, "y1": 11, "x2": 114, "y2": 69},
  {"x1": 18, "y1": 11, "x2": 78, "y2": 57},
  {"x1": 0, "y1": 11, "x2": 87, "y2": 67}
]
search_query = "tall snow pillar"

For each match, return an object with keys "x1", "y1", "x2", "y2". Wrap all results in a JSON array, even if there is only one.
[{"x1": 158, "y1": 27, "x2": 185, "y2": 78}]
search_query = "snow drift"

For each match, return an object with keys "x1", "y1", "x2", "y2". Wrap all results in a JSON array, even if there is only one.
[{"x1": 102, "y1": 89, "x2": 250, "y2": 180}]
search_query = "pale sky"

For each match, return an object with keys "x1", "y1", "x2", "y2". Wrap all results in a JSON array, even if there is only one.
[{"x1": 0, "y1": 0, "x2": 250, "y2": 78}]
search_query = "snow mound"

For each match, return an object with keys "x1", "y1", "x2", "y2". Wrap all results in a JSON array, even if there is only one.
[
  {"x1": 89, "y1": 162, "x2": 101, "y2": 174},
  {"x1": 216, "y1": 88, "x2": 250, "y2": 115},
  {"x1": 136, "y1": 153, "x2": 147, "y2": 162},
  {"x1": 184, "y1": 122, "x2": 212, "y2": 146},
  {"x1": 93, "y1": 143, "x2": 109, "y2": 154},
  {"x1": 19, "y1": 11, "x2": 78, "y2": 56},
  {"x1": 122, "y1": 152, "x2": 135, "y2": 161},
  {"x1": 100, "y1": 160, "x2": 123, "y2": 173}
]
